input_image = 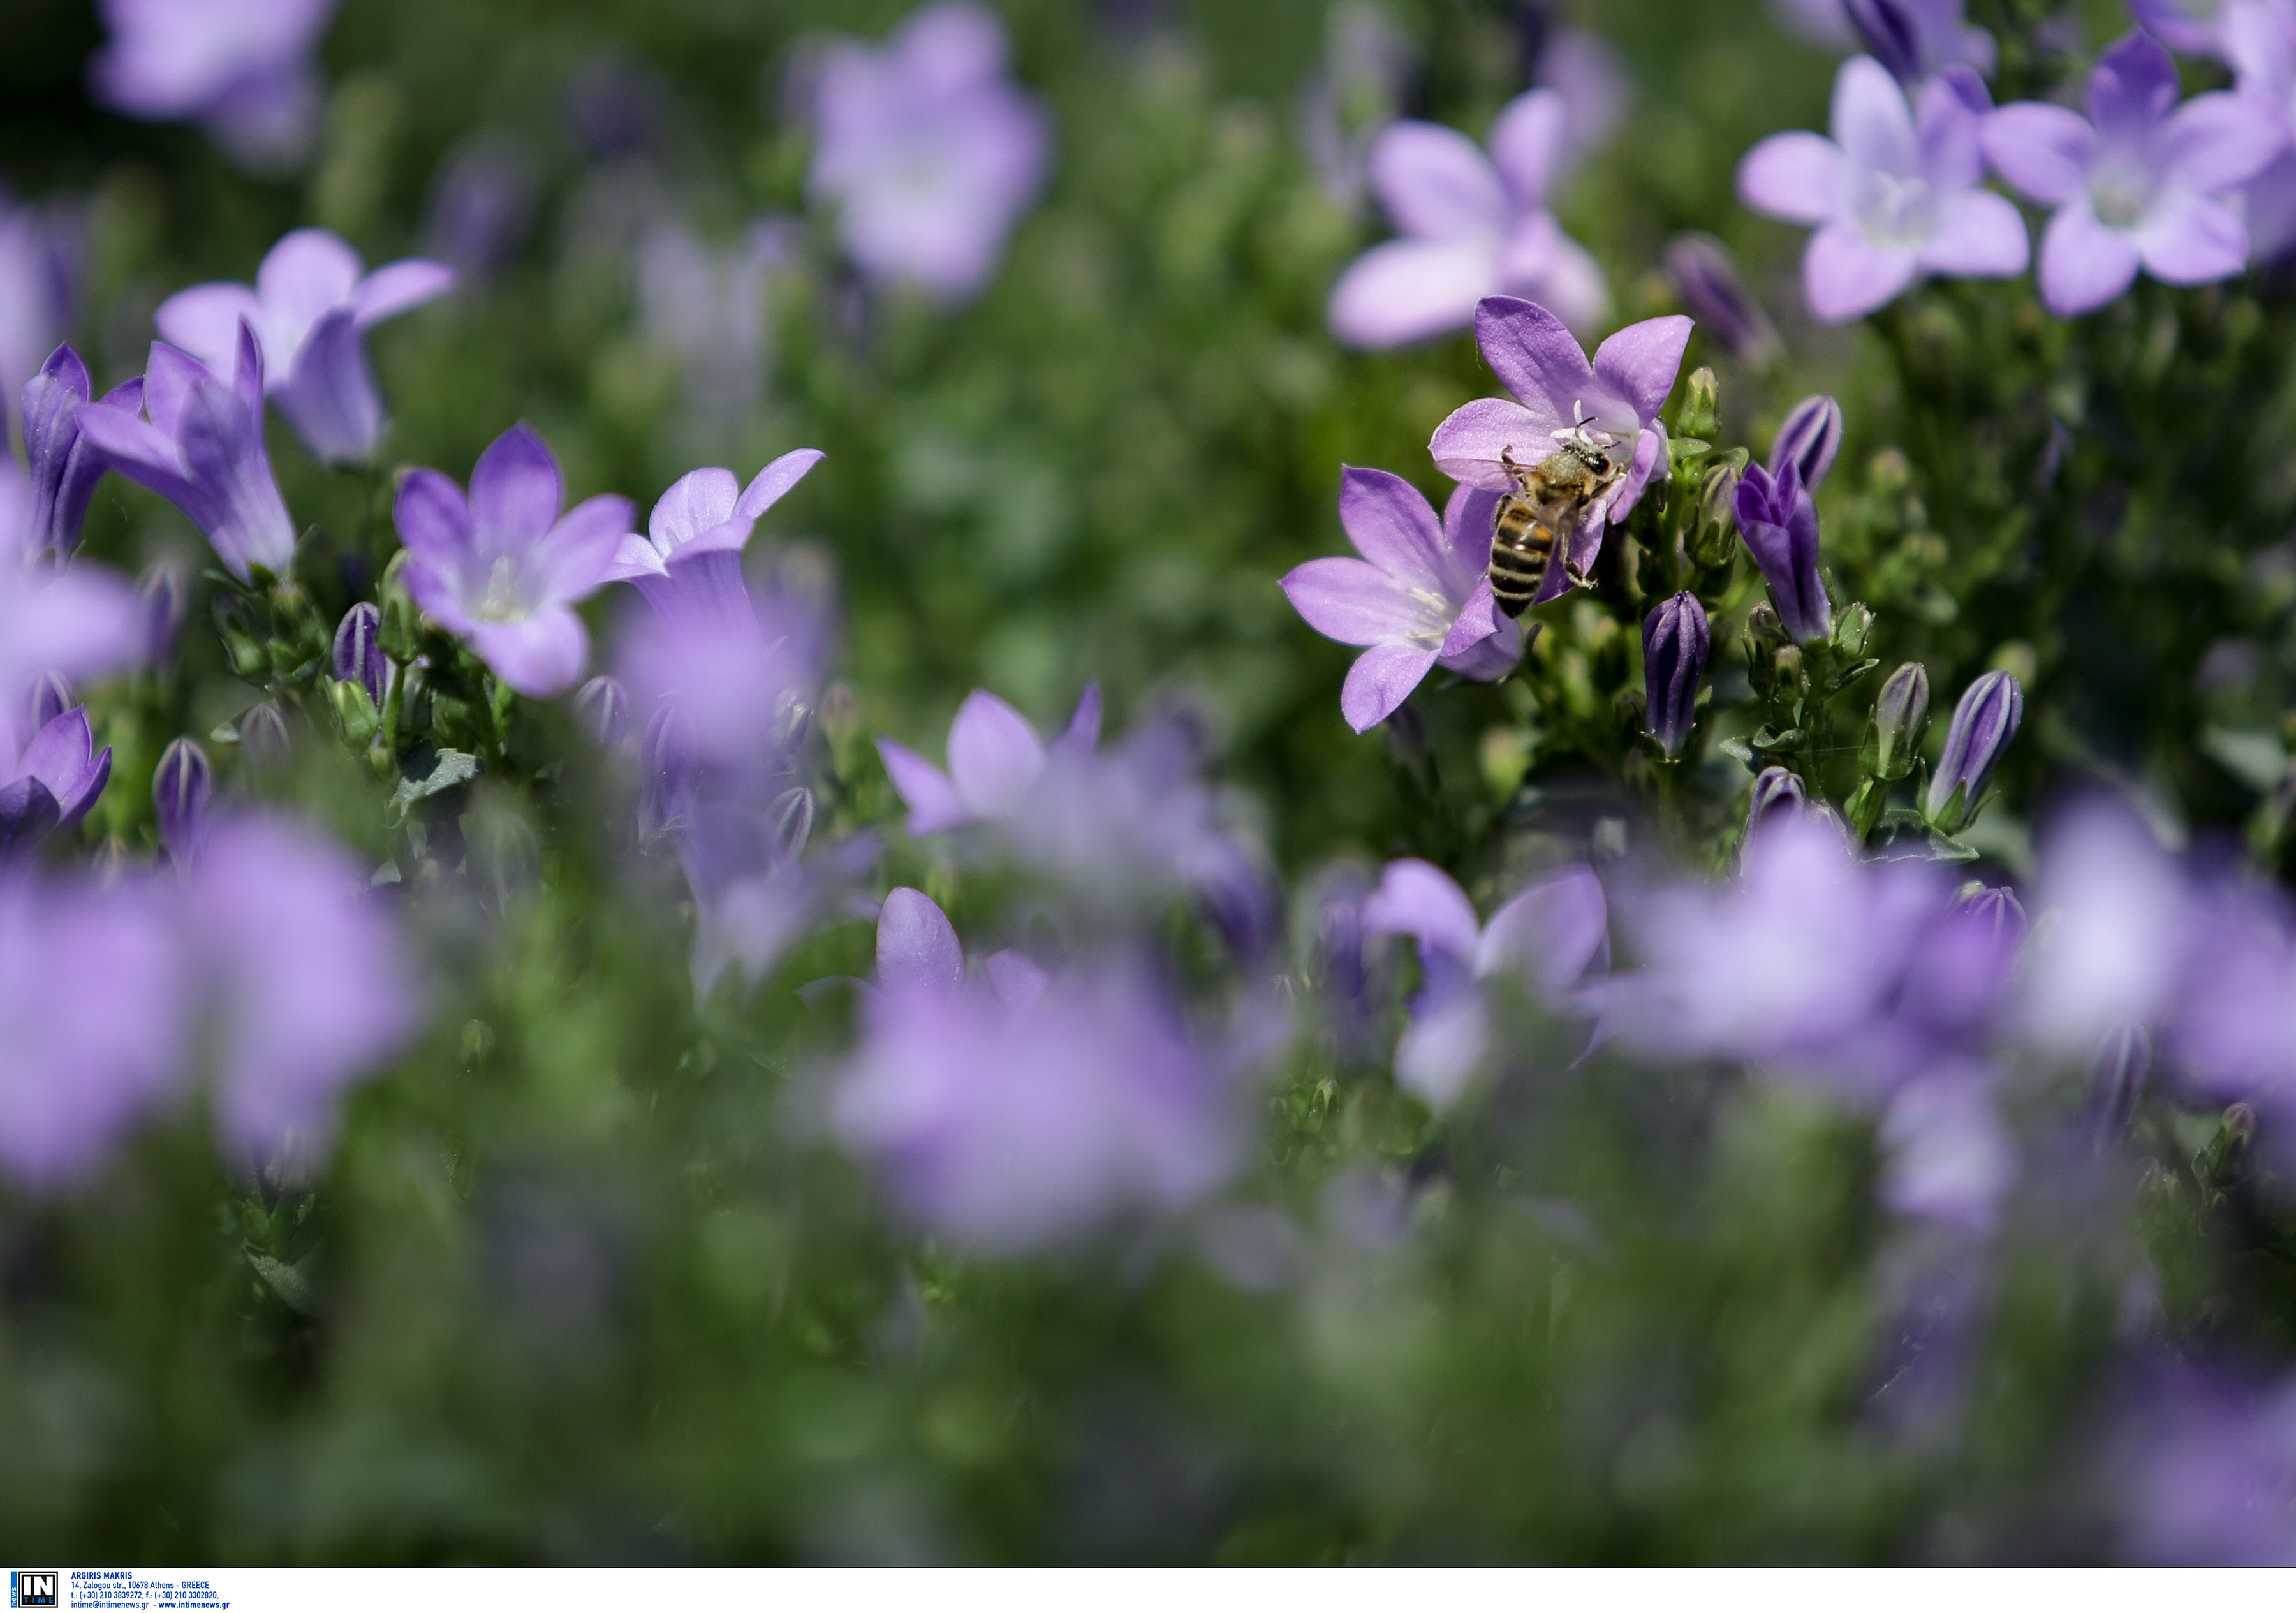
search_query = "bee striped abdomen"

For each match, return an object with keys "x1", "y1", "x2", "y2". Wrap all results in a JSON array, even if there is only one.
[{"x1": 1489, "y1": 499, "x2": 1557, "y2": 618}]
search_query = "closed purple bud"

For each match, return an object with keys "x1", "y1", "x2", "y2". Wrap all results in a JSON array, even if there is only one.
[
  {"x1": 1951, "y1": 879, "x2": 2026, "y2": 950},
  {"x1": 1662, "y1": 233, "x2": 1779, "y2": 364},
  {"x1": 1844, "y1": 0, "x2": 1923, "y2": 84},
  {"x1": 153, "y1": 738, "x2": 212, "y2": 868},
  {"x1": 139, "y1": 559, "x2": 189, "y2": 663},
  {"x1": 1926, "y1": 670, "x2": 2023, "y2": 830},
  {"x1": 1642, "y1": 591, "x2": 1710, "y2": 758},
  {"x1": 29, "y1": 671, "x2": 73, "y2": 733},
  {"x1": 1874, "y1": 661, "x2": 1930, "y2": 777},
  {"x1": 574, "y1": 675, "x2": 630, "y2": 750},
  {"x1": 1734, "y1": 460, "x2": 1831, "y2": 643},
  {"x1": 332, "y1": 603, "x2": 390, "y2": 707},
  {"x1": 240, "y1": 702, "x2": 292, "y2": 770},
  {"x1": 1748, "y1": 765, "x2": 1807, "y2": 837},
  {"x1": 1769, "y1": 394, "x2": 1844, "y2": 491}
]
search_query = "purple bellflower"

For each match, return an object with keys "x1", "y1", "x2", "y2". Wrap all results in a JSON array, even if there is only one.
[
  {"x1": 1770, "y1": 394, "x2": 1846, "y2": 489},
  {"x1": 1738, "y1": 55, "x2": 2027, "y2": 323},
  {"x1": 1642, "y1": 591, "x2": 1711, "y2": 757},
  {"x1": 73, "y1": 330, "x2": 296, "y2": 582},
  {"x1": 1843, "y1": 0, "x2": 1997, "y2": 86},
  {"x1": 395, "y1": 424, "x2": 632, "y2": 698},
  {"x1": 1925, "y1": 668, "x2": 2022, "y2": 829},
  {"x1": 877, "y1": 685, "x2": 1102, "y2": 837},
  {"x1": 152, "y1": 738, "x2": 212, "y2": 870},
  {"x1": 182, "y1": 814, "x2": 417, "y2": 1169},
  {"x1": 2225, "y1": 0, "x2": 2296, "y2": 262},
  {"x1": 1735, "y1": 459, "x2": 1832, "y2": 641},
  {"x1": 0, "y1": 196, "x2": 82, "y2": 412},
  {"x1": 1328, "y1": 89, "x2": 1608, "y2": 348},
  {"x1": 0, "y1": 706, "x2": 112, "y2": 857},
  {"x1": 90, "y1": 0, "x2": 339, "y2": 170},
  {"x1": 0, "y1": 871, "x2": 188, "y2": 1188},
  {"x1": 606, "y1": 450, "x2": 825, "y2": 630},
  {"x1": 156, "y1": 228, "x2": 453, "y2": 464},
  {"x1": 806, "y1": 1, "x2": 1052, "y2": 304},
  {"x1": 833, "y1": 887, "x2": 1244, "y2": 1251},
  {"x1": 1428, "y1": 297, "x2": 1691, "y2": 593},
  {"x1": 22, "y1": 345, "x2": 143, "y2": 557},
  {"x1": 1984, "y1": 32, "x2": 2281, "y2": 316},
  {"x1": 1360, "y1": 857, "x2": 1608, "y2": 1109},
  {"x1": 1279, "y1": 468, "x2": 1524, "y2": 734}
]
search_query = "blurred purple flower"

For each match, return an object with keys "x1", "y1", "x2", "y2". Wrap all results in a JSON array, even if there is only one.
[
  {"x1": 1769, "y1": 393, "x2": 1845, "y2": 489},
  {"x1": 2225, "y1": 0, "x2": 2296, "y2": 261},
  {"x1": 1876, "y1": 1065, "x2": 2018, "y2": 1230},
  {"x1": 2020, "y1": 799, "x2": 2197, "y2": 1058},
  {"x1": 1429, "y1": 297, "x2": 1689, "y2": 587},
  {"x1": 183, "y1": 814, "x2": 417, "y2": 1168},
  {"x1": 807, "y1": 0, "x2": 1052, "y2": 303},
  {"x1": 607, "y1": 450, "x2": 825, "y2": 630},
  {"x1": 1360, "y1": 857, "x2": 1608, "y2": 1108},
  {"x1": 636, "y1": 219, "x2": 793, "y2": 423},
  {"x1": 1925, "y1": 669, "x2": 2022, "y2": 829},
  {"x1": 0, "y1": 196, "x2": 82, "y2": 415},
  {"x1": 22, "y1": 344, "x2": 142, "y2": 558},
  {"x1": 157, "y1": 228, "x2": 453, "y2": 464},
  {"x1": 1279, "y1": 468, "x2": 1522, "y2": 733},
  {"x1": 1735, "y1": 459, "x2": 1832, "y2": 642},
  {"x1": 1985, "y1": 33, "x2": 2279, "y2": 316},
  {"x1": 90, "y1": 0, "x2": 339, "y2": 170},
  {"x1": 1330, "y1": 89, "x2": 1608, "y2": 348},
  {"x1": 2140, "y1": 0, "x2": 2235, "y2": 60},
  {"x1": 877, "y1": 684, "x2": 1101, "y2": 836},
  {"x1": 1643, "y1": 591, "x2": 1710, "y2": 758},
  {"x1": 0, "y1": 471, "x2": 146, "y2": 767},
  {"x1": 425, "y1": 138, "x2": 539, "y2": 282},
  {"x1": 73, "y1": 330, "x2": 296, "y2": 582},
  {"x1": 1662, "y1": 233, "x2": 1782, "y2": 364},
  {"x1": 1843, "y1": 0, "x2": 1996, "y2": 87},
  {"x1": 2114, "y1": 1364, "x2": 2296, "y2": 1565},
  {"x1": 1746, "y1": 763, "x2": 1813, "y2": 843},
  {"x1": 1739, "y1": 55, "x2": 2027, "y2": 322},
  {"x1": 1535, "y1": 29, "x2": 1633, "y2": 166},
  {"x1": 0, "y1": 872, "x2": 188, "y2": 1188},
  {"x1": 0, "y1": 705, "x2": 112, "y2": 856},
  {"x1": 152, "y1": 737, "x2": 212, "y2": 870},
  {"x1": 395, "y1": 423, "x2": 631, "y2": 698},
  {"x1": 834, "y1": 892, "x2": 1246, "y2": 1251},
  {"x1": 1300, "y1": 0, "x2": 1416, "y2": 205}
]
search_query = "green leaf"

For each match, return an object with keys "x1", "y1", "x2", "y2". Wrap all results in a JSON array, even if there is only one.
[
  {"x1": 247, "y1": 1250, "x2": 318, "y2": 1316},
  {"x1": 390, "y1": 748, "x2": 482, "y2": 820}
]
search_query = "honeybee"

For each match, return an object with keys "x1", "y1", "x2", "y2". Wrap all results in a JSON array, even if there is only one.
[{"x1": 1488, "y1": 417, "x2": 1626, "y2": 618}]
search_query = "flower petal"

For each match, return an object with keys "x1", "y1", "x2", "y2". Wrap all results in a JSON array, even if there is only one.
[
  {"x1": 1337, "y1": 466, "x2": 1449, "y2": 593},
  {"x1": 735, "y1": 448, "x2": 828, "y2": 519},
  {"x1": 1917, "y1": 189, "x2": 2029, "y2": 277},
  {"x1": 469, "y1": 608, "x2": 589, "y2": 698},
  {"x1": 1328, "y1": 237, "x2": 1499, "y2": 349},
  {"x1": 1982, "y1": 102, "x2": 2094, "y2": 206},
  {"x1": 1438, "y1": 575, "x2": 1500, "y2": 659},
  {"x1": 1280, "y1": 556, "x2": 1424, "y2": 647},
  {"x1": 2088, "y1": 31, "x2": 2180, "y2": 144},
  {"x1": 1366, "y1": 119, "x2": 1510, "y2": 240},
  {"x1": 469, "y1": 423, "x2": 564, "y2": 555},
  {"x1": 2038, "y1": 201, "x2": 2141, "y2": 315},
  {"x1": 1737, "y1": 131, "x2": 1845, "y2": 225},
  {"x1": 2162, "y1": 91, "x2": 2286, "y2": 195},
  {"x1": 1437, "y1": 609, "x2": 1522, "y2": 681},
  {"x1": 1802, "y1": 223, "x2": 1920, "y2": 323},
  {"x1": 1488, "y1": 87, "x2": 1568, "y2": 210},
  {"x1": 1395, "y1": 990, "x2": 1490, "y2": 1111},
  {"x1": 1591, "y1": 314, "x2": 1693, "y2": 429},
  {"x1": 1480, "y1": 864, "x2": 1608, "y2": 994},
  {"x1": 946, "y1": 689, "x2": 1046, "y2": 818},
  {"x1": 274, "y1": 309, "x2": 382, "y2": 464},
  {"x1": 350, "y1": 259, "x2": 455, "y2": 328},
  {"x1": 1339, "y1": 642, "x2": 1439, "y2": 732},
  {"x1": 649, "y1": 468, "x2": 741, "y2": 552},
  {"x1": 1428, "y1": 395, "x2": 1548, "y2": 491},
  {"x1": 1362, "y1": 857, "x2": 1482, "y2": 964},
  {"x1": 1439, "y1": 483, "x2": 1503, "y2": 598},
  {"x1": 153, "y1": 283, "x2": 267, "y2": 376},
  {"x1": 392, "y1": 468, "x2": 475, "y2": 571},
  {"x1": 2135, "y1": 191, "x2": 2249, "y2": 284},
  {"x1": 1473, "y1": 295, "x2": 1593, "y2": 422},
  {"x1": 876, "y1": 737, "x2": 970, "y2": 834},
  {"x1": 1501, "y1": 216, "x2": 1610, "y2": 334},
  {"x1": 531, "y1": 493, "x2": 635, "y2": 606},
  {"x1": 256, "y1": 228, "x2": 364, "y2": 356},
  {"x1": 878, "y1": 887, "x2": 965, "y2": 996},
  {"x1": 985, "y1": 950, "x2": 1049, "y2": 1015},
  {"x1": 1832, "y1": 54, "x2": 1918, "y2": 177}
]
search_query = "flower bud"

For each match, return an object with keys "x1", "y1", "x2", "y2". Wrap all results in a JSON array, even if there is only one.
[
  {"x1": 573, "y1": 675, "x2": 630, "y2": 749},
  {"x1": 1769, "y1": 394, "x2": 1844, "y2": 491},
  {"x1": 1735, "y1": 460, "x2": 1830, "y2": 642},
  {"x1": 1830, "y1": 600, "x2": 1873, "y2": 660},
  {"x1": 1925, "y1": 670, "x2": 2023, "y2": 831},
  {"x1": 1661, "y1": 232, "x2": 1779, "y2": 364},
  {"x1": 1844, "y1": 0, "x2": 1922, "y2": 84},
  {"x1": 28, "y1": 670, "x2": 73, "y2": 732},
  {"x1": 1873, "y1": 661, "x2": 1930, "y2": 779},
  {"x1": 1642, "y1": 592, "x2": 1710, "y2": 758},
  {"x1": 211, "y1": 595, "x2": 268, "y2": 679},
  {"x1": 327, "y1": 679, "x2": 381, "y2": 748},
  {"x1": 152, "y1": 737, "x2": 213, "y2": 868},
  {"x1": 1745, "y1": 600, "x2": 1786, "y2": 649},
  {"x1": 1679, "y1": 366, "x2": 1720, "y2": 441},
  {"x1": 140, "y1": 559, "x2": 189, "y2": 663},
  {"x1": 239, "y1": 701, "x2": 293, "y2": 770},
  {"x1": 332, "y1": 602, "x2": 390, "y2": 707},
  {"x1": 1773, "y1": 644, "x2": 1802, "y2": 688},
  {"x1": 769, "y1": 786, "x2": 815, "y2": 863},
  {"x1": 1746, "y1": 765, "x2": 1806, "y2": 838},
  {"x1": 1690, "y1": 460, "x2": 1741, "y2": 568},
  {"x1": 378, "y1": 550, "x2": 422, "y2": 661}
]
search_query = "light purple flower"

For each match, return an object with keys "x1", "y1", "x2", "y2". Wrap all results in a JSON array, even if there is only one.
[
  {"x1": 607, "y1": 450, "x2": 825, "y2": 628},
  {"x1": 1735, "y1": 459, "x2": 1832, "y2": 642},
  {"x1": 834, "y1": 892, "x2": 1245, "y2": 1251},
  {"x1": 1534, "y1": 29, "x2": 1633, "y2": 166},
  {"x1": 0, "y1": 195, "x2": 82, "y2": 414},
  {"x1": 182, "y1": 814, "x2": 418, "y2": 1168},
  {"x1": 0, "y1": 871, "x2": 188, "y2": 1188},
  {"x1": 1360, "y1": 857, "x2": 1608, "y2": 1108},
  {"x1": 876, "y1": 685, "x2": 1102, "y2": 836},
  {"x1": 807, "y1": 0, "x2": 1052, "y2": 303},
  {"x1": 2139, "y1": 0, "x2": 2235, "y2": 60},
  {"x1": 91, "y1": 0, "x2": 337, "y2": 169},
  {"x1": 0, "y1": 706, "x2": 112, "y2": 855},
  {"x1": 22, "y1": 344, "x2": 143, "y2": 558},
  {"x1": 2225, "y1": 0, "x2": 2296, "y2": 262},
  {"x1": 156, "y1": 228, "x2": 453, "y2": 464},
  {"x1": 1843, "y1": 0, "x2": 1997, "y2": 87},
  {"x1": 424, "y1": 138, "x2": 538, "y2": 282},
  {"x1": 1330, "y1": 88, "x2": 1608, "y2": 347},
  {"x1": 1428, "y1": 297, "x2": 1689, "y2": 591},
  {"x1": 1279, "y1": 468, "x2": 1523, "y2": 733},
  {"x1": 1739, "y1": 55, "x2": 2027, "y2": 322},
  {"x1": 395, "y1": 424, "x2": 631, "y2": 698},
  {"x1": 72, "y1": 329, "x2": 296, "y2": 582},
  {"x1": 635, "y1": 220, "x2": 791, "y2": 423},
  {"x1": 1985, "y1": 33, "x2": 2279, "y2": 316}
]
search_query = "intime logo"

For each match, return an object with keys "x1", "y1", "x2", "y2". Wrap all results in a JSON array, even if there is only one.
[{"x1": 9, "y1": 1572, "x2": 57, "y2": 1609}]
